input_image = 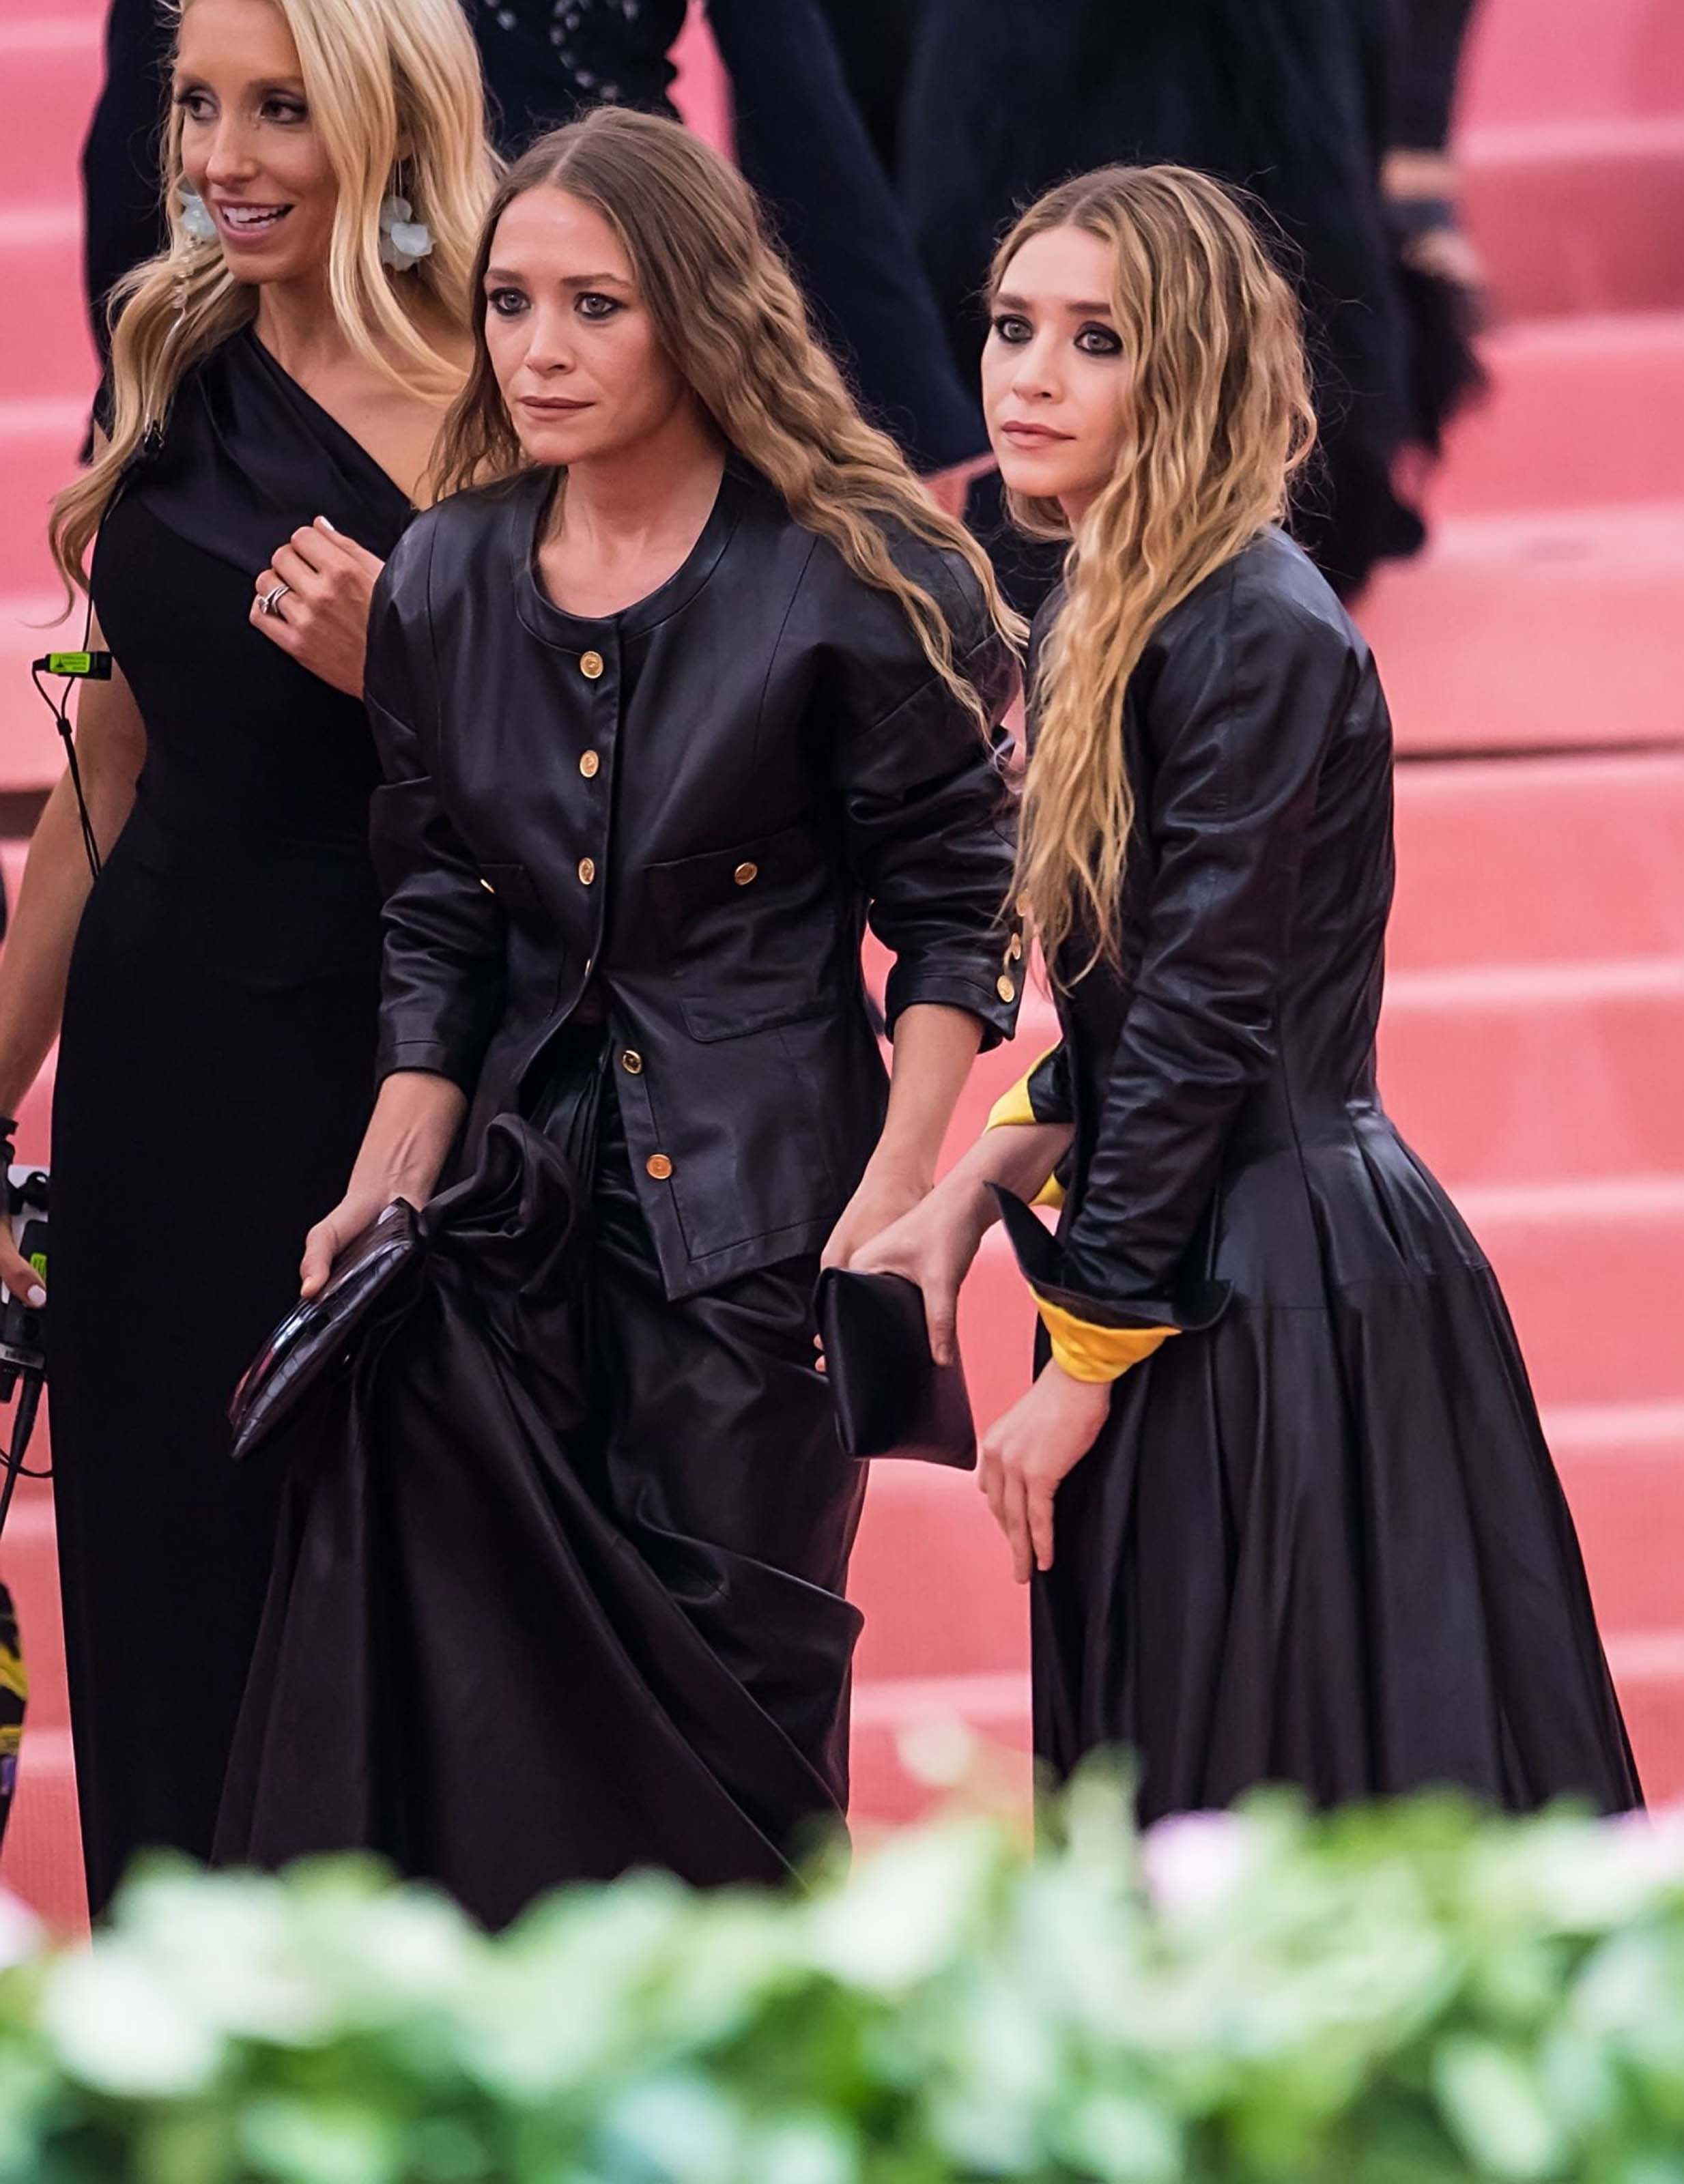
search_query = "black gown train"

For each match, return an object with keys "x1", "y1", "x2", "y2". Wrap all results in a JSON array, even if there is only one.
[
  {"x1": 49, "y1": 328, "x2": 410, "y2": 1911},
  {"x1": 993, "y1": 528, "x2": 1639, "y2": 1816}
]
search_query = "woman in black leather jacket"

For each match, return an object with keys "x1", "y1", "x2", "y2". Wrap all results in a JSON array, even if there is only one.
[
  {"x1": 214, "y1": 110, "x2": 1021, "y2": 1921},
  {"x1": 861, "y1": 166, "x2": 1639, "y2": 1819}
]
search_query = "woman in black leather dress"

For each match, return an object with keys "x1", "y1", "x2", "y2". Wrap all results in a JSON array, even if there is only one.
[
  {"x1": 861, "y1": 166, "x2": 1639, "y2": 1819},
  {"x1": 0, "y1": 0, "x2": 491, "y2": 1912},
  {"x1": 214, "y1": 109, "x2": 1021, "y2": 1922}
]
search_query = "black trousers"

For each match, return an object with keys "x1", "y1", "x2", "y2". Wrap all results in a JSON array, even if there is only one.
[{"x1": 216, "y1": 1033, "x2": 865, "y2": 1925}]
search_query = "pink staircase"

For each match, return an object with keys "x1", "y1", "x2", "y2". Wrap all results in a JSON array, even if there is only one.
[{"x1": 0, "y1": 0, "x2": 1679, "y2": 1925}]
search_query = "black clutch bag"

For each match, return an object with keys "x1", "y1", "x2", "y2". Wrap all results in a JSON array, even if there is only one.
[
  {"x1": 228, "y1": 1199, "x2": 423, "y2": 1463},
  {"x1": 815, "y1": 1267, "x2": 976, "y2": 1469}
]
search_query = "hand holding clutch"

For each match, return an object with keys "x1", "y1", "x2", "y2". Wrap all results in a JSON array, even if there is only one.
[
  {"x1": 815, "y1": 1267, "x2": 976, "y2": 1469},
  {"x1": 228, "y1": 1199, "x2": 423, "y2": 1463}
]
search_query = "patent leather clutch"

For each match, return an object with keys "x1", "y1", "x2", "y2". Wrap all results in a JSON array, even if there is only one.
[
  {"x1": 229, "y1": 1199, "x2": 423, "y2": 1463},
  {"x1": 816, "y1": 1267, "x2": 976, "y2": 1469}
]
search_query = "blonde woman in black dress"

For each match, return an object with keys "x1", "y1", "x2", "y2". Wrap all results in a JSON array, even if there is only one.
[
  {"x1": 0, "y1": 0, "x2": 492, "y2": 1912},
  {"x1": 860, "y1": 166, "x2": 1638, "y2": 1817}
]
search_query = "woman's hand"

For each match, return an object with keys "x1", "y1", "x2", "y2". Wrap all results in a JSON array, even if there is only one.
[
  {"x1": 0, "y1": 1222, "x2": 45, "y2": 1310},
  {"x1": 979, "y1": 1360, "x2": 1113, "y2": 1583},
  {"x1": 299, "y1": 1069, "x2": 465, "y2": 1296},
  {"x1": 299, "y1": 1178, "x2": 408, "y2": 1299},
  {"x1": 820, "y1": 1155, "x2": 929, "y2": 1278},
  {"x1": 251, "y1": 517, "x2": 384, "y2": 696},
  {"x1": 845, "y1": 1172, "x2": 995, "y2": 1366}
]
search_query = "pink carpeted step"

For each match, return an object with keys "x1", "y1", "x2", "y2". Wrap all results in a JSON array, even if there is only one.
[
  {"x1": 0, "y1": 19, "x2": 99, "y2": 214},
  {"x1": 851, "y1": 1463, "x2": 1023, "y2": 1684},
  {"x1": 0, "y1": 403, "x2": 86, "y2": 597},
  {"x1": 1378, "y1": 958, "x2": 1684, "y2": 1185},
  {"x1": 848, "y1": 1676, "x2": 1031, "y2": 1830},
  {"x1": 1464, "y1": 118, "x2": 1684, "y2": 319},
  {"x1": 1459, "y1": 0, "x2": 1684, "y2": 128},
  {"x1": 1431, "y1": 317, "x2": 1684, "y2": 518},
  {"x1": 0, "y1": 1726, "x2": 85, "y2": 1937},
  {"x1": 1390, "y1": 755, "x2": 1684, "y2": 970},
  {"x1": 1601, "y1": 1634, "x2": 1684, "y2": 1803},
  {"x1": 0, "y1": 210, "x2": 94, "y2": 406},
  {"x1": 1359, "y1": 502, "x2": 1684, "y2": 755},
  {"x1": 1554, "y1": 1403, "x2": 1684, "y2": 1634}
]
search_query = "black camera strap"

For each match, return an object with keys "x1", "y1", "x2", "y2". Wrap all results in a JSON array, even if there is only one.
[{"x1": 30, "y1": 589, "x2": 109, "y2": 885}]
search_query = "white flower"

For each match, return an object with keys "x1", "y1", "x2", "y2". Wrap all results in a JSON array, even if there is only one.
[{"x1": 1140, "y1": 1809, "x2": 1251, "y2": 1917}]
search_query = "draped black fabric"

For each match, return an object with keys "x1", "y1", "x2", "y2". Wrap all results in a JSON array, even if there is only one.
[
  {"x1": 217, "y1": 1039, "x2": 865, "y2": 1926},
  {"x1": 50, "y1": 332, "x2": 411, "y2": 1912}
]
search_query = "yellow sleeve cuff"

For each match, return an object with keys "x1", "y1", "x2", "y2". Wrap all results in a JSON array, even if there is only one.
[
  {"x1": 987, "y1": 1073, "x2": 1040, "y2": 1130},
  {"x1": 988, "y1": 1048, "x2": 1066, "y2": 1209},
  {"x1": 1031, "y1": 1290, "x2": 1176, "y2": 1384}
]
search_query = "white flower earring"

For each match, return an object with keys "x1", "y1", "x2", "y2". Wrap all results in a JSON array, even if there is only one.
[
  {"x1": 379, "y1": 192, "x2": 433, "y2": 272},
  {"x1": 177, "y1": 179, "x2": 217, "y2": 242}
]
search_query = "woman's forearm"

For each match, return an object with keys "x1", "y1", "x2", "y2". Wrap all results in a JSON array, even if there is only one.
[
  {"x1": 0, "y1": 769, "x2": 130, "y2": 1114},
  {"x1": 870, "y1": 1001, "x2": 986, "y2": 1188},
  {"x1": 944, "y1": 1110, "x2": 1074, "y2": 1215},
  {"x1": 347, "y1": 1069, "x2": 468, "y2": 1204}
]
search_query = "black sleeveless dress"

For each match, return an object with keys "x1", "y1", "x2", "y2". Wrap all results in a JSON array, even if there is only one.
[{"x1": 48, "y1": 328, "x2": 411, "y2": 1914}]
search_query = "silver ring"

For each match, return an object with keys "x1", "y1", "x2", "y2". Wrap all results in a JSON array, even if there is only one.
[{"x1": 258, "y1": 581, "x2": 291, "y2": 616}]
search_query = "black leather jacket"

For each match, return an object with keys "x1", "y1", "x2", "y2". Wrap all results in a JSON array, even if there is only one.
[
  {"x1": 1003, "y1": 528, "x2": 1404, "y2": 1332},
  {"x1": 365, "y1": 461, "x2": 1021, "y2": 1298}
]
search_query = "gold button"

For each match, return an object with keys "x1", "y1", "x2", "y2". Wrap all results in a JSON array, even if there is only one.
[
  {"x1": 1008, "y1": 932, "x2": 1023, "y2": 960},
  {"x1": 479, "y1": 877, "x2": 496, "y2": 894},
  {"x1": 733, "y1": 861, "x2": 758, "y2": 887},
  {"x1": 580, "y1": 749, "x2": 601, "y2": 779},
  {"x1": 646, "y1": 1153, "x2": 673, "y2": 1181},
  {"x1": 580, "y1": 650, "x2": 605, "y2": 680},
  {"x1": 997, "y1": 974, "x2": 1016, "y2": 1003},
  {"x1": 620, "y1": 1049, "x2": 643, "y2": 1076},
  {"x1": 577, "y1": 857, "x2": 596, "y2": 886}
]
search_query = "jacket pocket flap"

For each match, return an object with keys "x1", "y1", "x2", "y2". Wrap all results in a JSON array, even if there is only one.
[{"x1": 646, "y1": 820, "x2": 823, "y2": 923}]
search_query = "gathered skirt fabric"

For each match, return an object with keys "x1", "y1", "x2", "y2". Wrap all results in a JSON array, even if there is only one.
[
  {"x1": 1032, "y1": 1109, "x2": 1641, "y2": 1817},
  {"x1": 215, "y1": 1035, "x2": 866, "y2": 1925}
]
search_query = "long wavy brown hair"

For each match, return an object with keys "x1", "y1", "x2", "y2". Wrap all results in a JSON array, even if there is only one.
[
  {"x1": 49, "y1": 0, "x2": 494, "y2": 595},
  {"x1": 433, "y1": 106, "x2": 1021, "y2": 717},
  {"x1": 999, "y1": 165, "x2": 1317, "y2": 975}
]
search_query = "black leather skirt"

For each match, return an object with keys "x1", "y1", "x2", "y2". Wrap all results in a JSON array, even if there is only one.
[{"x1": 215, "y1": 1028, "x2": 864, "y2": 1923}]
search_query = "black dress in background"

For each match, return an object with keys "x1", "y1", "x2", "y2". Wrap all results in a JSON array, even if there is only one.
[
  {"x1": 995, "y1": 531, "x2": 1639, "y2": 1816},
  {"x1": 49, "y1": 328, "x2": 411, "y2": 1912},
  {"x1": 845, "y1": 0, "x2": 1421, "y2": 599},
  {"x1": 81, "y1": 0, "x2": 984, "y2": 476}
]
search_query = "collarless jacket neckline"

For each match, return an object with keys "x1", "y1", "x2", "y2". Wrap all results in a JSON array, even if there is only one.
[{"x1": 510, "y1": 459, "x2": 749, "y2": 653}]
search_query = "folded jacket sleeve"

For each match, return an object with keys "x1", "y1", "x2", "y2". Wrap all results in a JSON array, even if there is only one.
[
  {"x1": 1060, "y1": 566, "x2": 1356, "y2": 1311},
  {"x1": 986, "y1": 1041, "x2": 1072, "y2": 1209},
  {"x1": 830, "y1": 548, "x2": 1025, "y2": 1050},
  {"x1": 365, "y1": 530, "x2": 508, "y2": 1095}
]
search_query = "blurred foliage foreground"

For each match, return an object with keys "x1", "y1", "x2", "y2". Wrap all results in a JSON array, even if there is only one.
[{"x1": 2, "y1": 1773, "x2": 1684, "y2": 2184}]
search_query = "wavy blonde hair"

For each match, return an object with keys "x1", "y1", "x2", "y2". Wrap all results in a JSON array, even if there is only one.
[
  {"x1": 51, "y1": 0, "x2": 495, "y2": 592},
  {"x1": 1001, "y1": 166, "x2": 1317, "y2": 975},
  {"x1": 433, "y1": 106, "x2": 1022, "y2": 718}
]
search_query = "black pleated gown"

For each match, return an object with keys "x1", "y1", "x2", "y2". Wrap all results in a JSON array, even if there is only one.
[
  {"x1": 48, "y1": 328, "x2": 410, "y2": 1912},
  {"x1": 998, "y1": 530, "x2": 1640, "y2": 1818}
]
